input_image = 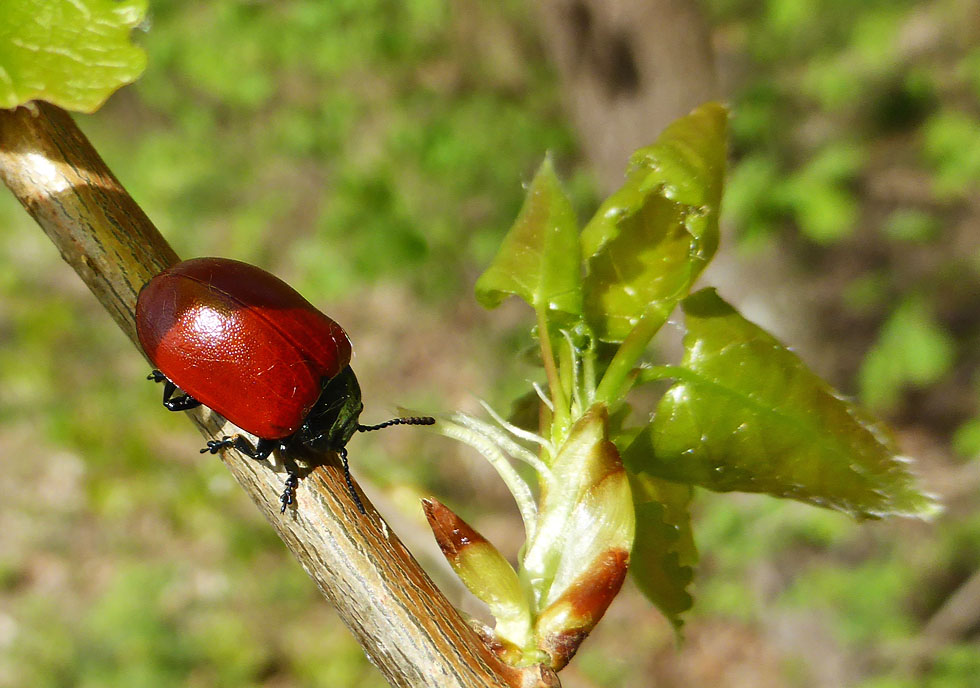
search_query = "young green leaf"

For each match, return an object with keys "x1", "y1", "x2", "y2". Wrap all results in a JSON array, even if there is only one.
[
  {"x1": 628, "y1": 474, "x2": 696, "y2": 633},
  {"x1": 582, "y1": 103, "x2": 727, "y2": 342},
  {"x1": 624, "y1": 288, "x2": 939, "y2": 520},
  {"x1": 583, "y1": 193, "x2": 691, "y2": 341},
  {"x1": 475, "y1": 155, "x2": 582, "y2": 318},
  {"x1": 0, "y1": 0, "x2": 148, "y2": 113}
]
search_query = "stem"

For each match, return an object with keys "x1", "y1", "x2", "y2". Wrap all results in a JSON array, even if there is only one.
[
  {"x1": 594, "y1": 304, "x2": 671, "y2": 404},
  {"x1": 0, "y1": 102, "x2": 557, "y2": 688},
  {"x1": 634, "y1": 364, "x2": 686, "y2": 385},
  {"x1": 536, "y1": 306, "x2": 569, "y2": 439},
  {"x1": 582, "y1": 349, "x2": 596, "y2": 406},
  {"x1": 558, "y1": 332, "x2": 575, "y2": 415},
  {"x1": 559, "y1": 331, "x2": 583, "y2": 417}
]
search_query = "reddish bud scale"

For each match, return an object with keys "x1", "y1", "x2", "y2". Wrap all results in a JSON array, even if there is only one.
[
  {"x1": 536, "y1": 548, "x2": 630, "y2": 670},
  {"x1": 422, "y1": 498, "x2": 485, "y2": 558}
]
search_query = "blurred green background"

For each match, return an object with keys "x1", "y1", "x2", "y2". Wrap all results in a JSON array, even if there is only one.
[{"x1": 2, "y1": 1, "x2": 979, "y2": 686}]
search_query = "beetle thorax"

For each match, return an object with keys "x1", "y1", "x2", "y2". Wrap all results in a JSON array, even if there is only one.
[{"x1": 295, "y1": 366, "x2": 364, "y2": 452}]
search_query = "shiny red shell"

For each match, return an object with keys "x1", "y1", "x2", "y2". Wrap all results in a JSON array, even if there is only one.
[{"x1": 135, "y1": 257, "x2": 352, "y2": 439}]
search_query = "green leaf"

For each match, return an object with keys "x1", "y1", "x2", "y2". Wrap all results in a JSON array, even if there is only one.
[
  {"x1": 581, "y1": 103, "x2": 727, "y2": 342},
  {"x1": 475, "y1": 155, "x2": 582, "y2": 317},
  {"x1": 858, "y1": 296, "x2": 955, "y2": 412},
  {"x1": 788, "y1": 179, "x2": 858, "y2": 243},
  {"x1": 953, "y1": 416, "x2": 980, "y2": 458},
  {"x1": 0, "y1": 0, "x2": 147, "y2": 113},
  {"x1": 922, "y1": 109, "x2": 980, "y2": 199},
  {"x1": 781, "y1": 143, "x2": 864, "y2": 244},
  {"x1": 628, "y1": 474, "x2": 696, "y2": 633},
  {"x1": 625, "y1": 288, "x2": 939, "y2": 520},
  {"x1": 880, "y1": 209, "x2": 941, "y2": 243},
  {"x1": 723, "y1": 153, "x2": 782, "y2": 242}
]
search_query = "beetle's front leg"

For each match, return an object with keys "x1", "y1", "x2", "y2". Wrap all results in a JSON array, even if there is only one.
[
  {"x1": 201, "y1": 437, "x2": 299, "y2": 514},
  {"x1": 201, "y1": 435, "x2": 277, "y2": 460}
]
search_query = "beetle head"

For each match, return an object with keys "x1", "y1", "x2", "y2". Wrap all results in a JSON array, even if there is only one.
[{"x1": 297, "y1": 365, "x2": 364, "y2": 453}]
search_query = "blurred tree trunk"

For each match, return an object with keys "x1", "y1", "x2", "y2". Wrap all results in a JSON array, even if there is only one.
[
  {"x1": 535, "y1": 0, "x2": 718, "y2": 192},
  {"x1": 534, "y1": 0, "x2": 838, "y2": 379}
]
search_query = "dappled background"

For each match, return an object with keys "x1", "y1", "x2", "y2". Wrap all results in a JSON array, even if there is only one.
[{"x1": 2, "y1": 1, "x2": 979, "y2": 686}]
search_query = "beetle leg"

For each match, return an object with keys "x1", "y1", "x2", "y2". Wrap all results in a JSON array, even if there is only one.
[
  {"x1": 200, "y1": 437, "x2": 299, "y2": 514},
  {"x1": 149, "y1": 370, "x2": 202, "y2": 411},
  {"x1": 279, "y1": 472, "x2": 299, "y2": 513},
  {"x1": 163, "y1": 388, "x2": 202, "y2": 411},
  {"x1": 250, "y1": 438, "x2": 277, "y2": 460},
  {"x1": 201, "y1": 437, "x2": 234, "y2": 454},
  {"x1": 200, "y1": 435, "x2": 275, "y2": 460},
  {"x1": 277, "y1": 453, "x2": 304, "y2": 514}
]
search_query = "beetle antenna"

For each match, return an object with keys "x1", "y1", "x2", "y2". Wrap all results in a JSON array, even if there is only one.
[
  {"x1": 343, "y1": 415, "x2": 433, "y2": 516},
  {"x1": 357, "y1": 416, "x2": 436, "y2": 433},
  {"x1": 339, "y1": 447, "x2": 367, "y2": 515}
]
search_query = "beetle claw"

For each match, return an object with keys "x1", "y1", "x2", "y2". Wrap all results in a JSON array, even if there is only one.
[{"x1": 201, "y1": 437, "x2": 233, "y2": 454}]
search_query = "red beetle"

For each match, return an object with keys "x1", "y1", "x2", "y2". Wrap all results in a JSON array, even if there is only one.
[{"x1": 136, "y1": 257, "x2": 433, "y2": 513}]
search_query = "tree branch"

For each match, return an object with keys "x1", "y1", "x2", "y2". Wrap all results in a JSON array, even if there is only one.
[{"x1": 0, "y1": 101, "x2": 558, "y2": 688}]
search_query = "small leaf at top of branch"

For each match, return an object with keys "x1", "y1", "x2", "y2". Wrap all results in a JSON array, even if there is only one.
[{"x1": 475, "y1": 155, "x2": 583, "y2": 320}]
